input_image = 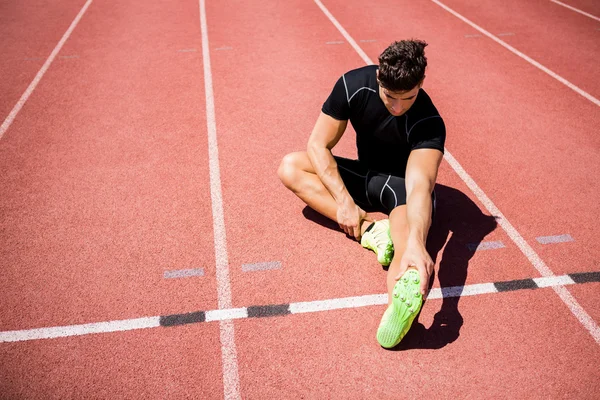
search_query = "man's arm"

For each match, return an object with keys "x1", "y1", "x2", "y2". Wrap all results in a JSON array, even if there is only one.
[
  {"x1": 307, "y1": 112, "x2": 366, "y2": 239},
  {"x1": 395, "y1": 148, "x2": 443, "y2": 294}
]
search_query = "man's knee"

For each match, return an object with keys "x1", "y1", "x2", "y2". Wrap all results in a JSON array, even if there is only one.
[{"x1": 278, "y1": 152, "x2": 302, "y2": 190}]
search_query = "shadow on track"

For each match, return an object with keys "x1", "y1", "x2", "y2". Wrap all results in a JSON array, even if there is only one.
[
  {"x1": 303, "y1": 183, "x2": 498, "y2": 350},
  {"x1": 395, "y1": 183, "x2": 497, "y2": 350}
]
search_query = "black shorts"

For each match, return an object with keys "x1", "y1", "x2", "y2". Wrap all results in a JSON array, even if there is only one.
[{"x1": 334, "y1": 156, "x2": 436, "y2": 216}]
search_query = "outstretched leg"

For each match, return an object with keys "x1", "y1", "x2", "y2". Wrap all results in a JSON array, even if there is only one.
[
  {"x1": 376, "y1": 205, "x2": 424, "y2": 348},
  {"x1": 386, "y1": 205, "x2": 413, "y2": 303}
]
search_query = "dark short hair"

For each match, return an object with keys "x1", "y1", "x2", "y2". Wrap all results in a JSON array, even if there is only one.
[{"x1": 377, "y1": 40, "x2": 428, "y2": 92}]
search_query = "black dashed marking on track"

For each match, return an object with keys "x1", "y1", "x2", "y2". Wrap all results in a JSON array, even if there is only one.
[
  {"x1": 494, "y1": 278, "x2": 538, "y2": 292},
  {"x1": 247, "y1": 304, "x2": 290, "y2": 318},
  {"x1": 569, "y1": 272, "x2": 600, "y2": 284},
  {"x1": 4, "y1": 272, "x2": 600, "y2": 342},
  {"x1": 160, "y1": 311, "x2": 206, "y2": 326}
]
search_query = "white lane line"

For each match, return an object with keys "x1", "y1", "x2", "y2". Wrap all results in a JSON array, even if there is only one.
[
  {"x1": 199, "y1": 0, "x2": 241, "y2": 399},
  {"x1": 313, "y1": 0, "x2": 372, "y2": 65},
  {"x1": 205, "y1": 308, "x2": 248, "y2": 322},
  {"x1": 432, "y1": 0, "x2": 600, "y2": 107},
  {"x1": 437, "y1": 282, "x2": 498, "y2": 299},
  {"x1": 550, "y1": 0, "x2": 600, "y2": 22},
  {"x1": 0, "y1": 273, "x2": 593, "y2": 343},
  {"x1": 443, "y1": 153, "x2": 600, "y2": 344},
  {"x1": 534, "y1": 275, "x2": 575, "y2": 288},
  {"x1": 0, "y1": 0, "x2": 93, "y2": 140},
  {"x1": 289, "y1": 294, "x2": 386, "y2": 314},
  {"x1": 0, "y1": 317, "x2": 160, "y2": 343},
  {"x1": 313, "y1": 0, "x2": 600, "y2": 345}
]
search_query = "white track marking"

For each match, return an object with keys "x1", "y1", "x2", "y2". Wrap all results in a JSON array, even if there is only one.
[
  {"x1": 534, "y1": 275, "x2": 575, "y2": 288},
  {"x1": 289, "y1": 294, "x2": 386, "y2": 314},
  {"x1": 205, "y1": 308, "x2": 248, "y2": 322},
  {"x1": 199, "y1": 0, "x2": 241, "y2": 399},
  {"x1": 444, "y1": 152, "x2": 600, "y2": 344},
  {"x1": 0, "y1": 0, "x2": 93, "y2": 140},
  {"x1": 0, "y1": 317, "x2": 159, "y2": 343},
  {"x1": 313, "y1": 0, "x2": 372, "y2": 65},
  {"x1": 0, "y1": 273, "x2": 592, "y2": 343},
  {"x1": 241, "y1": 261, "x2": 282, "y2": 272},
  {"x1": 431, "y1": 0, "x2": 600, "y2": 107},
  {"x1": 313, "y1": 0, "x2": 600, "y2": 345},
  {"x1": 163, "y1": 268, "x2": 205, "y2": 278},
  {"x1": 438, "y1": 282, "x2": 498, "y2": 298},
  {"x1": 536, "y1": 234, "x2": 574, "y2": 244},
  {"x1": 550, "y1": 0, "x2": 600, "y2": 22},
  {"x1": 467, "y1": 240, "x2": 506, "y2": 251}
]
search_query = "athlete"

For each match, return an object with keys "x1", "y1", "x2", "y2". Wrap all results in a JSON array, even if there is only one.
[{"x1": 278, "y1": 40, "x2": 445, "y2": 348}]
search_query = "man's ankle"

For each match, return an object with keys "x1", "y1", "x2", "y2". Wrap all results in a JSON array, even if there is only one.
[{"x1": 361, "y1": 220, "x2": 374, "y2": 236}]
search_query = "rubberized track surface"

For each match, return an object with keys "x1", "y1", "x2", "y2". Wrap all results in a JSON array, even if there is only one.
[{"x1": 1, "y1": 0, "x2": 599, "y2": 398}]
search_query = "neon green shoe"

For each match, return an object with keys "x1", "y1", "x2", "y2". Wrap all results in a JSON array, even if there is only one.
[
  {"x1": 360, "y1": 220, "x2": 394, "y2": 266},
  {"x1": 376, "y1": 269, "x2": 423, "y2": 348}
]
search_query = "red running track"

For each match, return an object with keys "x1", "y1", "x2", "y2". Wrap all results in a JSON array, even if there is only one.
[
  {"x1": 0, "y1": 0, "x2": 86, "y2": 119},
  {"x1": 0, "y1": 0, "x2": 221, "y2": 332},
  {"x1": 1, "y1": 0, "x2": 599, "y2": 398}
]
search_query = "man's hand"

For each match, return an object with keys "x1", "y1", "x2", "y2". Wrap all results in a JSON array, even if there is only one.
[
  {"x1": 336, "y1": 200, "x2": 367, "y2": 240},
  {"x1": 394, "y1": 239, "x2": 433, "y2": 296}
]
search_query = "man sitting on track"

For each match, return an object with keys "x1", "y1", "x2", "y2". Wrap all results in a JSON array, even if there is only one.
[{"x1": 278, "y1": 40, "x2": 445, "y2": 348}]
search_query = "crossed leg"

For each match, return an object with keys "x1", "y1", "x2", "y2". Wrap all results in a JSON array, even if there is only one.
[
  {"x1": 279, "y1": 151, "x2": 418, "y2": 304},
  {"x1": 277, "y1": 151, "x2": 373, "y2": 235}
]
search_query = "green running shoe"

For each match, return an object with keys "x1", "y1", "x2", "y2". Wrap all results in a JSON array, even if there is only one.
[
  {"x1": 360, "y1": 220, "x2": 394, "y2": 266},
  {"x1": 376, "y1": 269, "x2": 423, "y2": 348}
]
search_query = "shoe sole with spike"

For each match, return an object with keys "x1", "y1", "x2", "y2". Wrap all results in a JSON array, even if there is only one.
[{"x1": 376, "y1": 269, "x2": 423, "y2": 348}]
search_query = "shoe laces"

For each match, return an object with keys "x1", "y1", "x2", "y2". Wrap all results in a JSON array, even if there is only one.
[{"x1": 371, "y1": 224, "x2": 390, "y2": 250}]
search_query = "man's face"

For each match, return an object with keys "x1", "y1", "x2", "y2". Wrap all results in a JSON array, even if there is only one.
[{"x1": 377, "y1": 77, "x2": 422, "y2": 117}]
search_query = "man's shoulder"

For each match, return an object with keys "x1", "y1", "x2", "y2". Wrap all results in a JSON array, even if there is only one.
[
  {"x1": 405, "y1": 88, "x2": 445, "y2": 139},
  {"x1": 411, "y1": 88, "x2": 443, "y2": 120},
  {"x1": 342, "y1": 65, "x2": 379, "y2": 96},
  {"x1": 343, "y1": 64, "x2": 378, "y2": 79}
]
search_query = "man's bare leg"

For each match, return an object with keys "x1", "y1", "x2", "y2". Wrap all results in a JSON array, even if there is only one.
[
  {"x1": 386, "y1": 205, "x2": 416, "y2": 304},
  {"x1": 278, "y1": 151, "x2": 372, "y2": 235},
  {"x1": 375, "y1": 204, "x2": 425, "y2": 348}
]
